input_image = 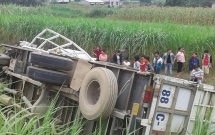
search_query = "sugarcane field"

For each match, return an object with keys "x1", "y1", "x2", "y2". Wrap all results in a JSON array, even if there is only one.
[{"x1": 0, "y1": 0, "x2": 215, "y2": 135}]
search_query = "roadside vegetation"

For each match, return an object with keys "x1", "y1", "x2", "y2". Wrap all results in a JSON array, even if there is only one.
[
  {"x1": 111, "y1": 6, "x2": 215, "y2": 25},
  {"x1": 1, "y1": 4, "x2": 215, "y2": 83},
  {"x1": 0, "y1": 5, "x2": 215, "y2": 67},
  {"x1": 0, "y1": 2, "x2": 215, "y2": 135},
  {"x1": 0, "y1": 82, "x2": 83, "y2": 135},
  {"x1": 0, "y1": 4, "x2": 215, "y2": 67}
]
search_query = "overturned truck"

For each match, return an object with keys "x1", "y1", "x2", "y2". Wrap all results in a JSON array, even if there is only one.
[{"x1": 0, "y1": 29, "x2": 214, "y2": 135}]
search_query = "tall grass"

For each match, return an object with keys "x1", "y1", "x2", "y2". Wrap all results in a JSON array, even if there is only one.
[
  {"x1": 2, "y1": 4, "x2": 215, "y2": 25},
  {"x1": 0, "y1": 13, "x2": 215, "y2": 69},
  {"x1": 110, "y1": 6, "x2": 215, "y2": 25},
  {"x1": 0, "y1": 4, "x2": 215, "y2": 71},
  {"x1": 0, "y1": 103, "x2": 83, "y2": 134},
  {"x1": 190, "y1": 105, "x2": 215, "y2": 135},
  {"x1": 0, "y1": 91, "x2": 83, "y2": 135}
]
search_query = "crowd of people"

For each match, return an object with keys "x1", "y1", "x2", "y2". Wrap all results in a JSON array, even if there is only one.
[{"x1": 93, "y1": 46, "x2": 212, "y2": 84}]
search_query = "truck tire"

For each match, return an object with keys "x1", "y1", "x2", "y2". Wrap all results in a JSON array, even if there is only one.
[
  {"x1": 26, "y1": 66, "x2": 71, "y2": 85},
  {"x1": 30, "y1": 52, "x2": 73, "y2": 71},
  {"x1": 0, "y1": 54, "x2": 10, "y2": 66},
  {"x1": 79, "y1": 67, "x2": 118, "y2": 120}
]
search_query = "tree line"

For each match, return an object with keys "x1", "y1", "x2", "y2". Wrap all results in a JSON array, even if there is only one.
[
  {"x1": 140, "y1": 0, "x2": 214, "y2": 7},
  {"x1": 166, "y1": 0, "x2": 212, "y2": 7},
  {"x1": 0, "y1": 0, "x2": 46, "y2": 6}
]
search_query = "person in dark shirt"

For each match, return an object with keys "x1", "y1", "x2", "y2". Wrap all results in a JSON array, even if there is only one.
[
  {"x1": 121, "y1": 47, "x2": 129, "y2": 61},
  {"x1": 162, "y1": 49, "x2": 175, "y2": 76},
  {"x1": 93, "y1": 46, "x2": 102, "y2": 61},
  {"x1": 113, "y1": 50, "x2": 122, "y2": 65},
  {"x1": 145, "y1": 56, "x2": 153, "y2": 71},
  {"x1": 189, "y1": 52, "x2": 200, "y2": 72},
  {"x1": 152, "y1": 51, "x2": 163, "y2": 74}
]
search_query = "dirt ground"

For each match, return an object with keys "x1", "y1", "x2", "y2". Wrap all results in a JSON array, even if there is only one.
[{"x1": 159, "y1": 69, "x2": 215, "y2": 85}]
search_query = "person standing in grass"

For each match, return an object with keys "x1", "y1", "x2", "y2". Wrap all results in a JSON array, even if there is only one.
[
  {"x1": 162, "y1": 49, "x2": 175, "y2": 76},
  {"x1": 99, "y1": 50, "x2": 108, "y2": 62},
  {"x1": 145, "y1": 56, "x2": 153, "y2": 71},
  {"x1": 190, "y1": 65, "x2": 204, "y2": 84},
  {"x1": 189, "y1": 52, "x2": 200, "y2": 72},
  {"x1": 113, "y1": 50, "x2": 122, "y2": 65},
  {"x1": 121, "y1": 47, "x2": 129, "y2": 61},
  {"x1": 133, "y1": 55, "x2": 140, "y2": 70},
  {"x1": 152, "y1": 51, "x2": 163, "y2": 74},
  {"x1": 94, "y1": 46, "x2": 102, "y2": 61},
  {"x1": 202, "y1": 50, "x2": 212, "y2": 81},
  {"x1": 176, "y1": 47, "x2": 185, "y2": 78},
  {"x1": 123, "y1": 57, "x2": 131, "y2": 67},
  {"x1": 140, "y1": 55, "x2": 147, "y2": 72}
]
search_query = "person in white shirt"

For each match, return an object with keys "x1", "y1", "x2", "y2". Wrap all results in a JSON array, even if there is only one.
[
  {"x1": 152, "y1": 51, "x2": 163, "y2": 74},
  {"x1": 123, "y1": 57, "x2": 130, "y2": 67},
  {"x1": 133, "y1": 55, "x2": 140, "y2": 70},
  {"x1": 190, "y1": 65, "x2": 204, "y2": 84}
]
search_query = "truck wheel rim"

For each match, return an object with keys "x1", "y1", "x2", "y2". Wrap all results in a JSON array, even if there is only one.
[{"x1": 86, "y1": 80, "x2": 100, "y2": 105}]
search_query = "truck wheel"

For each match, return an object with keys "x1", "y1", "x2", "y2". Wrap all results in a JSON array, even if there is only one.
[
  {"x1": 26, "y1": 66, "x2": 71, "y2": 85},
  {"x1": 79, "y1": 67, "x2": 118, "y2": 120},
  {"x1": 30, "y1": 52, "x2": 73, "y2": 71},
  {"x1": 0, "y1": 54, "x2": 10, "y2": 66}
]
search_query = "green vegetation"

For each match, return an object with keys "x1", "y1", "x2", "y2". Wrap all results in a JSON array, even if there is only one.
[
  {"x1": 0, "y1": 0, "x2": 44, "y2": 6},
  {"x1": 0, "y1": 96, "x2": 83, "y2": 135},
  {"x1": 166, "y1": 0, "x2": 212, "y2": 7},
  {"x1": 111, "y1": 7, "x2": 215, "y2": 25},
  {"x1": 0, "y1": 3, "x2": 215, "y2": 135},
  {"x1": 0, "y1": 4, "x2": 215, "y2": 69},
  {"x1": 191, "y1": 102, "x2": 215, "y2": 135},
  {"x1": 0, "y1": 13, "x2": 215, "y2": 70}
]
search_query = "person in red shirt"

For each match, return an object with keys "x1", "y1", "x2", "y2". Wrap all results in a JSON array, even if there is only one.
[
  {"x1": 94, "y1": 46, "x2": 102, "y2": 61},
  {"x1": 140, "y1": 55, "x2": 147, "y2": 72},
  {"x1": 202, "y1": 50, "x2": 212, "y2": 81}
]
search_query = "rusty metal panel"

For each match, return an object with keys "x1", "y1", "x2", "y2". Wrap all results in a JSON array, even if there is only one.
[
  {"x1": 115, "y1": 70, "x2": 134, "y2": 111},
  {"x1": 70, "y1": 59, "x2": 92, "y2": 91},
  {"x1": 5, "y1": 70, "x2": 42, "y2": 86},
  {"x1": 9, "y1": 59, "x2": 16, "y2": 71},
  {"x1": 128, "y1": 75, "x2": 151, "y2": 118}
]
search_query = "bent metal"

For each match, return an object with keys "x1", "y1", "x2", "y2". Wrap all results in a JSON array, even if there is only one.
[{"x1": 0, "y1": 29, "x2": 214, "y2": 135}]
